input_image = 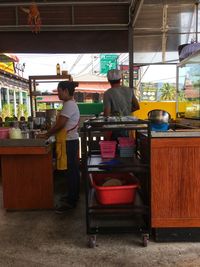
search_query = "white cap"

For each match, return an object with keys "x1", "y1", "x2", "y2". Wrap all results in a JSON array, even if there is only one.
[{"x1": 107, "y1": 69, "x2": 122, "y2": 81}]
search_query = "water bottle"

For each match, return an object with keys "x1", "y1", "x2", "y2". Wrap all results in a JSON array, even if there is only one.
[{"x1": 62, "y1": 61, "x2": 68, "y2": 75}]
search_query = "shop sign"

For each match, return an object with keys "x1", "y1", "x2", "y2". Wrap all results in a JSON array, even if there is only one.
[
  {"x1": 133, "y1": 67, "x2": 139, "y2": 80},
  {"x1": 36, "y1": 96, "x2": 43, "y2": 101},
  {"x1": 141, "y1": 83, "x2": 157, "y2": 101},
  {"x1": 100, "y1": 54, "x2": 118, "y2": 74},
  {"x1": 0, "y1": 62, "x2": 15, "y2": 74},
  {"x1": 120, "y1": 65, "x2": 140, "y2": 80}
]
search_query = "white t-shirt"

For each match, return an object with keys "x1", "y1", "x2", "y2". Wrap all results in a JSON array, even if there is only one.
[{"x1": 60, "y1": 100, "x2": 80, "y2": 140}]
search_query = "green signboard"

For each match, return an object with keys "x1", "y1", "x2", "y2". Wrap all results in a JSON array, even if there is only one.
[
  {"x1": 36, "y1": 96, "x2": 43, "y2": 101},
  {"x1": 100, "y1": 54, "x2": 118, "y2": 74}
]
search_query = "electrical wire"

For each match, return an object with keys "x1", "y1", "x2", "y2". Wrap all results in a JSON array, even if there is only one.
[{"x1": 69, "y1": 54, "x2": 83, "y2": 73}]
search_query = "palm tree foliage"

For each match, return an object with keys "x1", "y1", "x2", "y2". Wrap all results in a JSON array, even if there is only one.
[
  {"x1": 159, "y1": 83, "x2": 176, "y2": 101},
  {"x1": 178, "y1": 90, "x2": 186, "y2": 102},
  {"x1": 0, "y1": 104, "x2": 14, "y2": 120}
]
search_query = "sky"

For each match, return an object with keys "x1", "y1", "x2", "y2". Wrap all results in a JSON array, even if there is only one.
[
  {"x1": 15, "y1": 53, "x2": 101, "y2": 91},
  {"x1": 16, "y1": 54, "x2": 96, "y2": 78},
  {"x1": 15, "y1": 53, "x2": 177, "y2": 91}
]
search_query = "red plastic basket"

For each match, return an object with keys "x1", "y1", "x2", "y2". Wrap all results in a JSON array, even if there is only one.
[
  {"x1": 90, "y1": 173, "x2": 138, "y2": 205},
  {"x1": 99, "y1": 141, "x2": 117, "y2": 158}
]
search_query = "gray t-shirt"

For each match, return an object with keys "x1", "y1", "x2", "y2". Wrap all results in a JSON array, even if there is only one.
[{"x1": 103, "y1": 86, "x2": 136, "y2": 116}]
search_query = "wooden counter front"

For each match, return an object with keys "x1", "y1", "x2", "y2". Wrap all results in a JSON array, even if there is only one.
[
  {"x1": 0, "y1": 145, "x2": 54, "y2": 210},
  {"x1": 151, "y1": 137, "x2": 200, "y2": 227}
]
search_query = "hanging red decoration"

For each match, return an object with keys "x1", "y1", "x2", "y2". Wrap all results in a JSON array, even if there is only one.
[{"x1": 21, "y1": 2, "x2": 41, "y2": 33}]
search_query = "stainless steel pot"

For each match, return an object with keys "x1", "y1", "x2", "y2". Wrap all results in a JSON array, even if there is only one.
[{"x1": 148, "y1": 109, "x2": 171, "y2": 124}]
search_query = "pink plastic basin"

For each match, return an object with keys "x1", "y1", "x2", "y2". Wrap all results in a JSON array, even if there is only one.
[{"x1": 0, "y1": 128, "x2": 10, "y2": 139}]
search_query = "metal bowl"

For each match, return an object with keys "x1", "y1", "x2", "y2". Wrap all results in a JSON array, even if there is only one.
[{"x1": 148, "y1": 109, "x2": 171, "y2": 124}]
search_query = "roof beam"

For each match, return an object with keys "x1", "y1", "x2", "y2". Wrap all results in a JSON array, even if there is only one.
[
  {"x1": 129, "y1": 0, "x2": 144, "y2": 27},
  {"x1": 0, "y1": 24, "x2": 128, "y2": 32},
  {"x1": 0, "y1": 1, "x2": 130, "y2": 7}
]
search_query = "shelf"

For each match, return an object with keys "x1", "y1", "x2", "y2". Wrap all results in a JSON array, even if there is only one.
[
  {"x1": 86, "y1": 125, "x2": 149, "y2": 132},
  {"x1": 86, "y1": 155, "x2": 149, "y2": 173},
  {"x1": 88, "y1": 188, "x2": 149, "y2": 214},
  {"x1": 83, "y1": 119, "x2": 149, "y2": 131},
  {"x1": 29, "y1": 74, "x2": 71, "y2": 80}
]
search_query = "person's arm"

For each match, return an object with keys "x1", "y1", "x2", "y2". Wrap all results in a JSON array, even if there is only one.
[
  {"x1": 131, "y1": 93, "x2": 140, "y2": 112},
  {"x1": 46, "y1": 115, "x2": 68, "y2": 138},
  {"x1": 103, "y1": 106, "x2": 111, "y2": 117},
  {"x1": 103, "y1": 92, "x2": 111, "y2": 116},
  {"x1": 36, "y1": 115, "x2": 68, "y2": 139}
]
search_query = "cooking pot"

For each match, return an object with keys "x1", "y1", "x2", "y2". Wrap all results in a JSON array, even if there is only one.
[{"x1": 148, "y1": 109, "x2": 171, "y2": 124}]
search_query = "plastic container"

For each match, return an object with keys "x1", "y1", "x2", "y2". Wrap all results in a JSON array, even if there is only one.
[
  {"x1": 151, "y1": 122, "x2": 169, "y2": 132},
  {"x1": 99, "y1": 141, "x2": 116, "y2": 158},
  {"x1": 0, "y1": 128, "x2": 10, "y2": 139},
  {"x1": 9, "y1": 128, "x2": 22, "y2": 139},
  {"x1": 62, "y1": 61, "x2": 68, "y2": 75},
  {"x1": 118, "y1": 137, "x2": 135, "y2": 157},
  {"x1": 90, "y1": 173, "x2": 138, "y2": 205},
  {"x1": 118, "y1": 137, "x2": 135, "y2": 147},
  {"x1": 119, "y1": 146, "x2": 135, "y2": 157}
]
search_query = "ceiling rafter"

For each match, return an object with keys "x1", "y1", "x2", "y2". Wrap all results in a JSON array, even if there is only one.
[
  {"x1": 0, "y1": 1, "x2": 131, "y2": 31},
  {"x1": 0, "y1": 1, "x2": 131, "y2": 7}
]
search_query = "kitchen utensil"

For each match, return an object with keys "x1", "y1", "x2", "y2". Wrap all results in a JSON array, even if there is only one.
[{"x1": 148, "y1": 109, "x2": 171, "y2": 124}]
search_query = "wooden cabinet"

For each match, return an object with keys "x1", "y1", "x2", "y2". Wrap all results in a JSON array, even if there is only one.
[
  {"x1": 151, "y1": 137, "x2": 200, "y2": 227},
  {"x1": 0, "y1": 145, "x2": 54, "y2": 210}
]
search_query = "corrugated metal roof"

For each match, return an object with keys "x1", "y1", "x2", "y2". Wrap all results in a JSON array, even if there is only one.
[{"x1": 0, "y1": 1, "x2": 199, "y2": 63}]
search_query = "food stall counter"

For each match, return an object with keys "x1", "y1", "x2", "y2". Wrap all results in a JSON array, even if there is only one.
[{"x1": 0, "y1": 139, "x2": 54, "y2": 210}]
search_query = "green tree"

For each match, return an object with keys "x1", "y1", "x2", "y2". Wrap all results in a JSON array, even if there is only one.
[
  {"x1": 17, "y1": 104, "x2": 28, "y2": 120},
  {"x1": 178, "y1": 90, "x2": 186, "y2": 102},
  {"x1": 0, "y1": 104, "x2": 14, "y2": 121},
  {"x1": 159, "y1": 83, "x2": 176, "y2": 101},
  {"x1": 193, "y1": 79, "x2": 200, "y2": 90},
  {"x1": 37, "y1": 103, "x2": 47, "y2": 111}
]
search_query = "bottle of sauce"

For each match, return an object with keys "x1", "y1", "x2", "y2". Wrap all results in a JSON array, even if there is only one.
[{"x1": 56, "y1": 63, "x2": 61, "y2": 75}]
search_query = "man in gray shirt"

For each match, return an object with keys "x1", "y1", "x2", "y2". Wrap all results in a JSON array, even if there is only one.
[{"x1": 103, "y1": 69, "x2": 140, "y2": 117}]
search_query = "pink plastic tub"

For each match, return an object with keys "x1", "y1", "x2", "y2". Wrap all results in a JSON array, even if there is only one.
[
  {"x1": 118, "y1": 137, "x2": 135, "y2": 147},
  {"x1": 0, "y1": 128, "x2": 10, "y2": 139},
  {"x1": 99, "y1": 141, "x2": 117, "y2": 158}
]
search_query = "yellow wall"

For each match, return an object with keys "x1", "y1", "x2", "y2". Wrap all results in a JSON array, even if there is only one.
[
  {"x1": 178, "y1": 102, "x2": 187, "y2": 113},
  {"x1": 134, "y1": 102, "x2": 177, "y2": 119}
]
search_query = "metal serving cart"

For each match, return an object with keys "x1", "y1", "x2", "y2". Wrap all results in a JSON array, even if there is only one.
[{"x1": 81, "y1": 117, "x2": 151, "y2": 247}]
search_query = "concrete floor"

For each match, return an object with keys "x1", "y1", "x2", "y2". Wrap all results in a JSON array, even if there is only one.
[{"x1": 0, "y1": 174, "x2": 200, "y2": 267}]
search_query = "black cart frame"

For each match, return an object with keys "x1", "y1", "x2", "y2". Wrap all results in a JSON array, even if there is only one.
[{"x1": 81, "y1": 117, "x2": 151, "y2": 247}]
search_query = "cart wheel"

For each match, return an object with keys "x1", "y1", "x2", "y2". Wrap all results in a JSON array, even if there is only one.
[
  {"x1": 142, "y1": 233, "x2": 149, "y2": 247},
  {"x1": 88, "y1": 235, "x2": 97, "y2": 248}
]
